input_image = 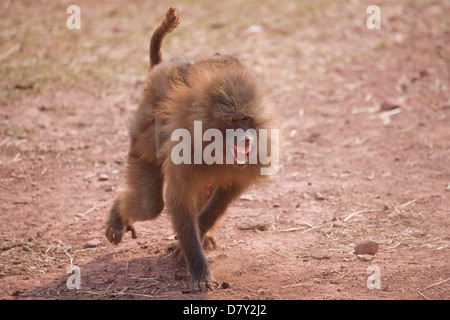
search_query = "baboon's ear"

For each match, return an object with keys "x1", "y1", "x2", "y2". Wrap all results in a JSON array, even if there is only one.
[{"x1": 213, "y1": 52, "x2": 221, "y2": 56}]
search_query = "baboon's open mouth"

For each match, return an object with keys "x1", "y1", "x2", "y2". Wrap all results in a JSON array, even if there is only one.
[{"x1": 232, "y1": 143, "x2": 250, "y2": 169}]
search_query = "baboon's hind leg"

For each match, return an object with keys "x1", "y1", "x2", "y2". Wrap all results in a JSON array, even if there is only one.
[{"x1": 106, "y1": 156, "x2": 164, "y2": 244}]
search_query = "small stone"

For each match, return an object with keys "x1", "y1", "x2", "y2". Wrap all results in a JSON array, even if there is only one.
[
  {"x1": 104, "y1": 186, "x2": 114, "y2": 192},
  {"x1": 380, "y1": 98, "x2": 402, "y2": 112},
  {"x1": 13, "y1": 200, "x2": 28, "y2": 205},
  {"x1": 85, "y1": 239, "x2": 101, "y2": 248},
  {"x1": 237, "y1": 221, "x2": 270, "y2": 231},
  {"x1": 306, "y1": 133, "x2": 321, "y2": 143},
  {"x1": 12, "y1": 290, "x2": 22, "y2": 297},
  {"x1": 247, "y1": 24, "x2": 263, "y2": 34},
  {"x1": 357, "y1": 254, "x2": 375, "y2": 261},
  {"x1": 240, "y1": 194, "x2": 254, "y2": 201},
  {"x1": 98, "y1": 174, "x2": 109, "y2": 181},
  {"x1": 314, "y1": 192, "x2": 327, "y2": 201},
  {"x1": 221, "y1": 282, "x2": 230, "y2": 289},
  {"x1": 332, "y1": 219, "x2": 343, "y2": 228},
  {"x1": 354, "y1": 240, "x2": 379, "y2": 255},
  {"x1": 311, "y1": 253, "x2": 331, "y2": 260}
]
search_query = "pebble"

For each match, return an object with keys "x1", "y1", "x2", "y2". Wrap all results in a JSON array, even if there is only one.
[
  {"x1": 357, "y1": 254, "x2": 375, "y2": 261},
  {"x1": 380, "y1": 98, "x2": 402, "y2": 112},
  {"x1": 311, "y1": 253, "x2": 331, "y2": 260},
  {"x1": 237, "y1": 221, "x2": 270, "y2": 231},
  {"x1": 98, "y1": 173, "x2": 109, "y2": 181},
  {"x1": 104, "y1": 186, "x2": 114, "y2": 192},
  {"x1": 240, "y1": 194, "x2": 255, "y2": 201},
  {"x1": 85, "y1": 239, "x2": 102, "y2": 248},
  {"x1": 332, "y1": 219, "x2": 343, "y2": 228},
  {"x1": 306, "y1": 132, "x2": 321, "y2": 143},
  {"x1": 314, "y1": 192, "x2": 327, "y2": 201},
  {"x1": 354, "y1": 239, "x2": 379, "y2": 255}
]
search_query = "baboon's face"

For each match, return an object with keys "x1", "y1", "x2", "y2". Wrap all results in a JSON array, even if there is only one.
[
  {"x1": 210, "y1": 95, "x2": 261, "y2": 169},
  {"x1": 223, "y1": 114, "x2": 256, "y2": 169},
  {"x1": 192, "y1": 63, "x2": 268, "y2": 169}
]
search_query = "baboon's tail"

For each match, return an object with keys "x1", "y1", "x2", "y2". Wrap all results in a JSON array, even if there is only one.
[{"x1": 149, "y1": 6, "x2": 180, "y2": 69}]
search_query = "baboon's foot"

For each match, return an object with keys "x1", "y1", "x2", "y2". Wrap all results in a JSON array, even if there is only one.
[
  {"x1": 189, "y1": 272, "x2": 217, "y2": 292},
  {"x1": 202, "y1": 235, "x2": 217, "y2": 250},
  {"x1": 105, "y1": 206, "x2": 137, "y2": 245}
]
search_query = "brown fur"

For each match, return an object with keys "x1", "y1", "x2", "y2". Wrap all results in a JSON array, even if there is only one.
[{"x1": 105, "y1": 7, "x2": 278, "y2": 291}]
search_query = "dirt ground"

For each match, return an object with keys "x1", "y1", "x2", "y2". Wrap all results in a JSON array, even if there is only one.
[{"x1": 0, "y1": 0, "x2": 449, "y2": 300}]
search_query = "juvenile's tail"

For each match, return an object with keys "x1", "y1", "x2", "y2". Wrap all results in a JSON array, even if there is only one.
[{"x1": 149, "y1": 6, "x2": 180, "y2": 69}]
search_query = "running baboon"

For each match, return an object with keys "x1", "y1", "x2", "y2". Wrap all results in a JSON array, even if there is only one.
[{"x1": 105, "y1": 7, "x2": 279, "y2": 291}]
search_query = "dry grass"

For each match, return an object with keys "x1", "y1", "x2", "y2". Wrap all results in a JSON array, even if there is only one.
[{"x1": 0, "y1": 236, "x2": 101, "y2": 277}]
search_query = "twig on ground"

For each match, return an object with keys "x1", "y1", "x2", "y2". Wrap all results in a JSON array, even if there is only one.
[
  {"x1": 418, "y1": 277, "x2": 450, "y2": 300},
  {"x1": 302, "y1": 221, "x2": 333, "y2": 233},
  {"x1": 281, "y1": 281, "x2": 314, "y2": 289},
  {"x1": 343, "y1": 208, "x2": 383, "y2": 222},
  {"x1": 396, "y1": 199, "x2": 416, "y2": 209},
  {"x1": 65, "y1": 249, "x2": 73, "y2": 266},
  {"x1": 80, "y1": 199, "x2": 113, "y2": 219},
  {"x1": 420, "y1": 277, "x2": 450, "y2": 291},
  {"x1": 276, "y1": 224, "x2": 311, "y2": 232}
]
